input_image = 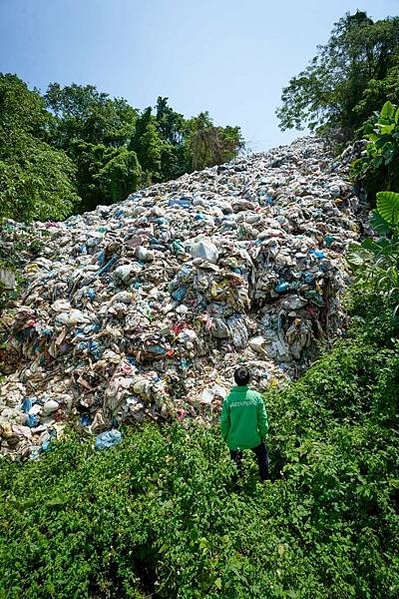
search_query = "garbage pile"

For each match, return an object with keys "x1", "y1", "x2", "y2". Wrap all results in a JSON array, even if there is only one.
[{"x1": 0, "y1": 136, "x2": 365, "y2": 458}]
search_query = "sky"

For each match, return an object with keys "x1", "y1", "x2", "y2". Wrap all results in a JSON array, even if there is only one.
[{"x1": 0, "y1": 0, "x2": 398, "y2": 151}]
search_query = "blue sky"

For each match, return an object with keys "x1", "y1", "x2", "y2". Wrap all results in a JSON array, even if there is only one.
[{"x1": 0, "y1": 0, "x2": 397, "y2": 151}]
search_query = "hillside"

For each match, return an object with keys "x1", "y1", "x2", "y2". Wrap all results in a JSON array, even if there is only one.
[
  {"x1": 0, "y1": 136, "x2": 365, "y2": 459},
  {"x1": 2, "y1": 7, "x2": 399, "y2": 597},
  {"x1": 1, "y1": 136, "x2": 399, "y2": 599}
]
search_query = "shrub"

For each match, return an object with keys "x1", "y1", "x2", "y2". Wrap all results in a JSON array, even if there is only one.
[
  {"x1": 1, "y1": 325, "x2": 399, "y2": 597},
  {"x1": 351, "y1": 101, "x2": 399, "y2": 205}
]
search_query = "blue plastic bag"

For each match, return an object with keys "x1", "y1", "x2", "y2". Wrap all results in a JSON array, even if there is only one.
[
  {"x1": 275, "y1": 281, "x2": 290, "y2": 293},
  {"x1": 168, "y1": 197, "x2": 192, "y2": 209},
  {"x1": 26, "y1": 414, "x2": 39, "y2": 428},
  {"x1": 95, "y1": 430, "x2": 123, "y2": 451},
  {"x1": 309, "y1": 249, "x2": 326, "y2": 260},
  {"x1": 81, "y1": 414, "x2": 93, "y2": 427},
  {"x1": 86, "y1": 288, "x2": 96, "y2": 300},
  {"x1": 21, "y1": 398, "x2": 33, "y2": 413},
  {"x1": 171, "y1": 287, "x2": 187, "y2": 302}
]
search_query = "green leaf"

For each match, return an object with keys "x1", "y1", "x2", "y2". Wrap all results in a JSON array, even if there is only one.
[
  {"x1": 370, "y1": 210, "x2": 391, "y2": 235},
  {"x1": 375, "y1": 134, "x2": 391, "y2": 149},
  {"x1": 380, "y1": 124, "x2": 395, "y2": 135},
  {"x1": 377, "y1": 191, "x2": 399, "y2": 227},
  {"x1": 214, "y1": 577, "x2": 222, "y2": 590},
  {"x1": 46, "y1": 494, "x2": 69, "y2": 507},
  {"x1": 361, "y1": 238, "x2": 385, "y2": 254},
  {"x1": 380, "y1": 101, "x2": 395, "y2": 119},
  {"x1": 346, "y1": 245, "x2": 372, "y2": 267}
]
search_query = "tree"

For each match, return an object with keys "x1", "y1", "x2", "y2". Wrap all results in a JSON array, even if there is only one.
[
  {"x1": 187, "y1": 112, "x2": 244, "y2": 171},
  {"x1": 351, "y1": 100, "x2": 399, "y2": 205},
  {"x1": 154, "y1": 97, "x2": 188, "y2": 180},
  {"x1": 71, "y1": 142, "x2": 141, "y2": 211},
  {"x1": 45, "y1": 83, "x2": 139, "y2": 208},
  {"x1": 45, "y1": 83, "x2": 137, "y2": 147},
  {"x1": 0, "y1": 76, "x2": 245, "y2": 218},
  {"x1": 276, "y1": 11, "x2": 399, "y2": 144},
  {"x1": 155, "y1": 96, "x2": 185, "y2": 145},
  {"x1": 129, "y1": 107, "x2": 163, "y2": 184},
  {"x1": 0, "y1": 74, "x2": 78, "y2": 221}
]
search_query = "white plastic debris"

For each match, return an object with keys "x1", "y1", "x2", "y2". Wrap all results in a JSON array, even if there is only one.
[
  {"x1": 42, "y1": 400, "x2": 59, "y2": 416},
  {"x1": 190, "y1": 239, "x2": 219, "y2": 263}
]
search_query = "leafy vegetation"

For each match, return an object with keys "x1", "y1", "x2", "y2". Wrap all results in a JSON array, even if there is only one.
[
  {"x1": 351, "y1": 100, "x2": 399, "y2": 204},
  {"x1": 186, "y1": 112, "x2": 244, "y2": 172},
  {"x1": 0, "y1": 75, "x2": 244, "y2": 220},
  {"x1": 0, "y1": 74, "x2": 79, "y2": 222},
  {"x1": 348, "y1": 189, "x2": 399, "y2": 322},
  {"x1": 2, "y1": 9, "x2": 399, "y2": 597},
  {"x1": 277, "y1": 11, "x2": 399, "y2": 145},
  {"x1": 0, "y1": 221, "x2": 52, "y2": 316}
]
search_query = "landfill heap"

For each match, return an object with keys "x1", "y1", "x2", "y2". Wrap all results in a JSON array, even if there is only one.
[{"x1": 0, "y1": 137, "x2": 365, "y2": 458}]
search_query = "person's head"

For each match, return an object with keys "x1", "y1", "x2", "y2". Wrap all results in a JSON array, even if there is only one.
[{"x1": 234, "y1": 366, "x2": 250, "y2": 387}]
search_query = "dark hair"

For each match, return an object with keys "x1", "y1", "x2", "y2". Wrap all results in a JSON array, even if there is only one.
[{"x1": 234, "y1": 366, "x2": 250, "y2": 386}]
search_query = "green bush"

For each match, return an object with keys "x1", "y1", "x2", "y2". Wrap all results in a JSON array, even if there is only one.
[
  {"x1": 347, "y1": 190, "x2": 399, "y2": 322},
  {"x1": 1, "y1": 323, "x2": 399, "y2": 597},
  {"x1": 0, "y1": 74, "x2": 79, "y2": 222},
  {"x1": 351, "y1": 101, "x2": 399, "y2": 205}
]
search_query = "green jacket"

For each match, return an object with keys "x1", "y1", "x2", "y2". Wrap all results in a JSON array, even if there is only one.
[{"x1": 220, "y1": 386, "x2": 268, "y2": 450}]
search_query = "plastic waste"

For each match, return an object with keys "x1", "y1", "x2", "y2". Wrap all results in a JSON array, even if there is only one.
[
  {"x1": 81, "y1": 414, "x2": 93, "y2": 426},
  {"x1": 42, "y1": 399, "x2": 59, "y2": 416},
  {"x1": 190, "y1": 239, "x2": 219, "y2": 263},
  {"x1": 0, "y1": 136, "x2": 365, "y2": 459},
  {"x1": 26, "y1": 414, "x2": 39, "y2": 428},
  {"x1": 171, "y1": 287, "x2": 187, "y2": 302},
  {"x1": 95, "y1": 429, "x2": 123, "y2": 450},
  {"x1": 0, "y1": 268, "x2": 16, "y2": 289},
  {"x1": 168, "y1": 197, "x2": 192, "y2": 209},
  {"x1": 309, "y1": 249, "x2": 327, "y2": 259},
  {"x1": 275, "y1": 282, "x2": 290, "y2": 293},
  {"x1": 21, "y1": 398, "x2": 33, "y2": 413}
]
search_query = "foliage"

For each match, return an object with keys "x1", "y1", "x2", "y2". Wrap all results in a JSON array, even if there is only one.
[
  {"x1": 45, "y1": 82, "x2": 138, "y2": 148},
  {"x1": 276, "y1": 11, "x2": 399, "y2": 145},
  {"x1": 129, "y1": 107, "x2": 163, "y2": 184},
  {"x1": 45, "y1": 83, "x2": 140, "y2": 212},
  {"x1": 347, "y1": 190, "x2": 399, "y2": 324},
  {"x1": 351, "y1": 101, "x2": 399, "y2": 204},
  {"x1": 376, "y1": 190, "x2": 399, "y2": 226},
  {"x1": 0, "y1": 222, "x2": 53, "y2": 346},
  {"x1": 0, "y1": 76, "x2": 244, "y2": 220},
  {"x1": 187, "y1": 112, "x2": 245, "y2": 171},
  {"x1": 1, "y1": 310, "x2": 399, "y2": 597},
  {"x1": 0, "y1": 74, "x2": 79, "y2": 221},
  {"x1": 94, "y1": 147, "x2": 142, "y2": 205},
  {"x1": 71, "y1": 141, "x2": 142, "y2": 212},
  {"x1": 45, "y1": 85, "x2": 244, "y2": 211},
  {"x1": 155, "y1": 97, "x2": 188, "y2": 181}
]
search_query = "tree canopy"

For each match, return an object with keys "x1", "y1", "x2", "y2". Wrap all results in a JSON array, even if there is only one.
[
  {"x1": 0, "y1": 76, "x2": 244, "y2": 221},
  {"x1": 187, "y1": 112, "x2": 244, "y2": 171},
  {"x1": 0, "y1": 74, "x2": 79, "y2": 221},
  {"x1": 277, "y1": 11, "x2": 399, "y2": 144}
]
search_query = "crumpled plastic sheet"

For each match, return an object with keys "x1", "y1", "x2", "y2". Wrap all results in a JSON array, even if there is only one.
[
  {"x1": 0, "y1": 136, "x2": 368, "y2": 459},
  {"x1": 95, "y1": 429, "x2": 122, "y2": 451}
]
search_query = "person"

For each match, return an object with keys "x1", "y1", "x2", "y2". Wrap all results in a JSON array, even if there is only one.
[{"x1": 220, "y1": 366, "x2": 269, "y2": 481}]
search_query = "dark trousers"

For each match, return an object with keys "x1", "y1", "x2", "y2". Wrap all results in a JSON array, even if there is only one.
[{"x1": 230, "y1": 442, "x2": 269, "y2": 481}]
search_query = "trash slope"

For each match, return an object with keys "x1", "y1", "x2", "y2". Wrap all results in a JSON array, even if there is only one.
[{"x1": 0, "y1": 137, "x2": 364, "y2": 458}]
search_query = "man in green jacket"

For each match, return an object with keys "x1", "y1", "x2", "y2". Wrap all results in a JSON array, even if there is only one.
[{"x1": 220, "y1": 366, "x2": 269, "y2": 481}]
